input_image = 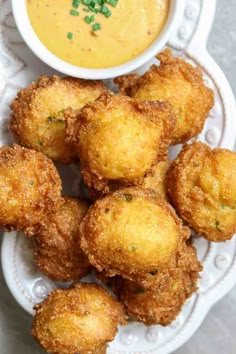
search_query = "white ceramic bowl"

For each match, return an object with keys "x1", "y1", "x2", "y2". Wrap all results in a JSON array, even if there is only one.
[{"x1": 11, "y1": 0, "x2": 183, "y2": 80}]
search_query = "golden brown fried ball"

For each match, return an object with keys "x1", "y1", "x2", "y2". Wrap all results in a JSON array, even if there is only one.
[
  {"x1": 114, "y1": 241, "x2": 202, "y2": 326},
  {"x1": 115, "y1": 49, "x2": 214, "y2": 144},
  {"x1": 80, "y1": 187, "x2": 186, "y2": 290},
  {"x1": 10, "y1": 75, "x2": 107, "y2": 163},
  {"x1": 0, "y1": 144, "x2": 62, "y2": 232},
  {"x1": 141, "y1": 160, "x2": 170, "y2": 198},
  {"x1": 166, "y1": 142, "x2": 236, "y2": 242},
  {"x1": 65, "y1": 92, "x2": 175, "y2": 193},
  {"x1": 33, "y1": 197, "x2": 91, "y2": 282},
  {"x1": 32, "y1": 282, "x2": 126, "y2": 354},
  {"x1": 85, "y1": 159, "x2": 171, "y2": 202}
]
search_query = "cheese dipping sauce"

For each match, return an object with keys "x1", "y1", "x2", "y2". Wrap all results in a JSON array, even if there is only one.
[{"x1": 27, "y1": 0, "x2": 169, "y2": 69}]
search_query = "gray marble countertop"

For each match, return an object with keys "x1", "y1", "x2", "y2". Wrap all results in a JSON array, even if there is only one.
[
  {"x1": 176, "y1": 1, "x2": 236, "y2": 353},
  {"x1": 0, "y1": 1, "x2": 236, "y2": 353}
]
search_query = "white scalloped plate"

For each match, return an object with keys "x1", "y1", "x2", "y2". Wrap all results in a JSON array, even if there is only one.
[{"x1": 1, "y1": 0, "x2": 236, "y2": 353}]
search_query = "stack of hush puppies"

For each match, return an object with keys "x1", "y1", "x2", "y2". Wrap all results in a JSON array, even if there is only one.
[{"x1": 1, "y1": 49, "x2": 235, "y2": 354}]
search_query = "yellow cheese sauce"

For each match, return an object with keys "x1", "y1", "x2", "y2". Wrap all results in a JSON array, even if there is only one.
[{"x1": 27, "y1": 0, "x2": 169, "y2": 69}]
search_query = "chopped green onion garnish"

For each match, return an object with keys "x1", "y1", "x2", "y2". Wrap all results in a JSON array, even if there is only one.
[
  {"x1": 68, "y1": 0, "x2": 118, "y2": 34},
  {"x1": 104, "y1": 9, "x2": 111, "y2": 17},
  {"x1": 85, "y1": 15, "x2": 95, "y2": 24},
  {"x1": 106, "y1": 0, "x2": 118, "y2": 7},
  {"x1": 82, "y1": 0, "x2": 92, "y2": 5},
  {"x1": 72, "y1": 0, "x2": 80, "y2": 8},
  {"x1": 67, "y1": 32, "x2": 74, "y2": 39},
  {"x1": 92, "y1": 23, "x2": 101, "y2": 31},
  {"x1": 100, "y1": 5, "x2": 109, "y2": 14},
  {"x1": 70, "y1": 9, "x2": 79, "y2": 16}
]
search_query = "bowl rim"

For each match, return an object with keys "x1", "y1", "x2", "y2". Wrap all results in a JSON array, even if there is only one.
[{"x1": 11, "y1": 0, "x2": 184, "y2": 80}]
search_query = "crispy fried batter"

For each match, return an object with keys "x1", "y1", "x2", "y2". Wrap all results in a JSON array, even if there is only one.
[
  {"x1": 80, "y1": 187, "x2": 187, "y2": 290},
  {"x1": 65, "y1": 92, "x2": 175, "y2": 194},
  {"x1": 142, "y1": 160, "x2": 170, "y2": 198},
  {"x1": 32, "y1": 282, "x2": 126, "y2": 354},
  {"x1": 33, "y1": 197, "x2": 91, "y2": 281},
  {"x1": 114, "y1": 241, "x2": 202, "y2": 326},
  {"x1": 0, "y1": 144, "x2": 62, "y2": 232},
  {"x1": 115, "y1": 49, "x2": 214, "y2": 144},
  {"x1": 166, "y1": 142, "x2": 236, "y2": 242},
  {"x1": 10, "y1": 75, "x2": 107, "y2": 163},
  {"x1": 83, "y1": 160, "x2": 171, "y2": 202}
]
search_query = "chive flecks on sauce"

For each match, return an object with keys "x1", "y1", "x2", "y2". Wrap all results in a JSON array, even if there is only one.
[
  {"x1": 92, "y1": 23, "x2": 102, "y2": 31},
  {"x1": 68, "y1": 0, "x2": 119, "y2": 36},
  {"x1": 70, "y1": 9, "x2": 79, "y2": 16},
  {"x1": 67, "y1": 32, "x2": 73, "y2": 40},
  {"x1": 72, "y1": 0, "x2": 80, "y2": 8},
  {"x1": 85, "y1": 15, "x2": 95, "y2": 24}
]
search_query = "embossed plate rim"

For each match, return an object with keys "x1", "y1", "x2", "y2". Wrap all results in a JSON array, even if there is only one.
[{"x1": 1, "y1": 0, "x2": 236, "y2": 353}]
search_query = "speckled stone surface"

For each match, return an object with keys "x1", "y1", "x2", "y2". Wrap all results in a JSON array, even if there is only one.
[
  {"x1": 176, "y1": 2, "x2": 236, "y2": 353},
  {"x1": 0, "y1": 1, "x2": 235, "y2": 354},
  {"x1": 208, "y1": 0, "x2": 236, "y2": 97}
]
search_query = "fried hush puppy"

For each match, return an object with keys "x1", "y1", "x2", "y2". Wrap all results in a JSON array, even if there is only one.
[
  {"x1": 65, "y1": 92, "x2": 176, "y2": 193},
  {"x1": 167, "y1": 142, "x2": 236, "y2": 242},
  {"x1": 0, "y1": 144, "x2": 62, "y2": 232},
  {"x1": 32, "y1": 282, "x2": 126, "y2": 354},
  {"x1": 33, "y1": 197, "x2": 91, "y2": 282},
  {"x1": 115, "y1": 49, "x2": 214, "y2": 144},
  {"x1": 84, "y1": 160, "x2": 171, "y2": 202},
  {"x1": 80, "y1": 187, "x2": 187, "y2": 290},
  {"x1": 114, "y1": 241, "x2": 202, "y2": 326},
  {"x1": 141, "y1": 160, "x2": 170, "y2": 198},
  {"x1": 10, "y1": 75, "x2": 107, "y2": 163}
]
